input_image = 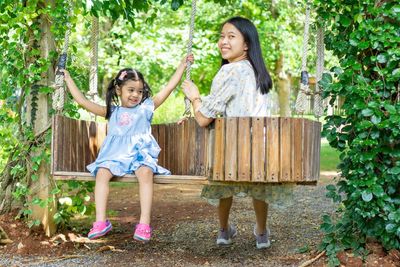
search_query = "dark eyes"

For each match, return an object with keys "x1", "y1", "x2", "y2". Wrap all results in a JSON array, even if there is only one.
[
  {"x1": 128, "y1": 89, "x2": 144, "y2": 94},
  {"x1": 220, "y1": 35, "x2": 235, "y2": 39}
]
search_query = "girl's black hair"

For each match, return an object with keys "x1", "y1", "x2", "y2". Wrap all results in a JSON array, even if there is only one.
[
  {"x1": 221, "y1": 16, "x2": 272, "y2": 95},
  {"x1": 105, "y1": 68, "x2": 152, "y2": 119}
]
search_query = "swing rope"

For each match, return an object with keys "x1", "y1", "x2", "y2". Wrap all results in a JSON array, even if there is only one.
[
  {"x1": 294, "y1": 2, "x2": 310, "y2": 115},
  {"x1": 88, "y1": 16, "x2": 99, "y2": 102},
  {"x1": 314, "y1": 26, "x2": 325, "y2": 118},
  {"x1": 294, "y1": 3, "x2": 326, "y2": 119},
  {"x1": 52, "y1": 3, "x2": 72, "y2": 112},
  {"x1": 52, "y1": 13, "x2": 99, "y2": 115},
  {"x1": 182, "y1": 0, "x2": 197, "y2": 117}
]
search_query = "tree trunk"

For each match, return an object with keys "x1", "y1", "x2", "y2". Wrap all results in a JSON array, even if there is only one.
[
  {"x1": 275, "y1": 54, "x2": 292, "y2": 117},
  {"x1": 0, "y1": 152, "x2": 19, "y2": 214},
  {"x1": 25, "y1": 1, "x2": 57, "y2": 236},
  {"x1": 270, "y1": 2, "x2": 292, "y2": 116}
]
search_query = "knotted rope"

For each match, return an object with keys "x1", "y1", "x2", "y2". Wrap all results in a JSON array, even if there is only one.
[
  {"x1": 294, "y1": 3, "x2": 311, "y2": 115},
  {"x1": 52, "y1": 4, "x2": 72, "y2": 112},
  {"x1": 182, "y1": 0, "x2": 197, "y2": 117},
  {"x1": 88, "y1": 16, "x2": 99, "y2": 102},
  {"x1": 313, "y1": 26, "x2": 325, "y2": 118}
]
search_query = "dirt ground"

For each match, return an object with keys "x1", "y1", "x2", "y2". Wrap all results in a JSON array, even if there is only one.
[{"x1": 0, "y1": 173, "x2": 399, "y2": 267}]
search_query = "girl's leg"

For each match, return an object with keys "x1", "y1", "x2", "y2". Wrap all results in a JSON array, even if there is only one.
[
  {"x1": 135, "y1": 166, "x2": 154, "y2": 225},
  {"x1": 218, "y1": 197, "x2": 233, "y2": 230},
  {"x1": 95, "y1": 168, "x2": 113, "y2": 222},
  {"x1": 253, "y1": 198, "x2": 268, "y2": 234}
]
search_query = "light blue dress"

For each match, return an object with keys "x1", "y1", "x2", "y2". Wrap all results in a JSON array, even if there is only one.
[{"x1": 87, "y1": 98, "x2": 170, "y2": 177}]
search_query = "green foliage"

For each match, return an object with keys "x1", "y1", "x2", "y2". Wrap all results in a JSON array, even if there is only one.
[
  {"x1": 0, "y1": 0, "x2": 141, "y2": 227},
  {"x1": 71, "y1": 0, "x2": 318, "y2": 123},
  {"x1": 0, "y1": 0, "x2": 337, "y2": 231},
  {"x1": 315, "y1": 0, "x2": 400, "y2": 264},
  {"x1": 55, "y1": 181, "x2": 95, "y2": 226}
]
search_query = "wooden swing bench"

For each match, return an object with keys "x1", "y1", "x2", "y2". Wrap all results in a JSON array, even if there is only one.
[{"x1": 51, "y1": 115, "x2": 321, "y2": 185}]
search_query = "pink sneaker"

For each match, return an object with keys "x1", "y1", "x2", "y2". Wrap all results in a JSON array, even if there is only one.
[
  {"x1": 88, "y1": 220, "x2": 112, "y2": 239},
  {"x1": 133, "y1": 223, "x2": 152, "y2": 242}
]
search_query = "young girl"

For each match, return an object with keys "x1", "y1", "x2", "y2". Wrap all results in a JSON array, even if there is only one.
[
  {"x1": 60, "y1": 54, "x2": 193, "y2": 242},
  {"x1": 182, "y1": 17, "x2": 290, "y2": 249}
]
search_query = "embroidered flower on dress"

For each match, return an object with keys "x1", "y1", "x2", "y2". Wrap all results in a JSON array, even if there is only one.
[{"x1": 118, "y1": 112, "x2": 132, "y2": 126}]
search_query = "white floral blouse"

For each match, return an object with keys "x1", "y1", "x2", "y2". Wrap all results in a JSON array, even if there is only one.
[{"x1": 200, "y1": 60, "x2": 277, "y2": 118}]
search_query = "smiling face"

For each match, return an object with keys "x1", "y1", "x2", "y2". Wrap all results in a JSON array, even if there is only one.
[
  {"x1": 117, "y1": 79, "x2": 144, "y2": 108},
  {"x1": 218, "y1": 23, "x2": 248, "y2": 63}
]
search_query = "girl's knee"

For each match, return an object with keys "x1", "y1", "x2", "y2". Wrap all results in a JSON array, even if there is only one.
[
  {"x1": 136, "y1": 166, "x2": 153, "y2": 175},
  {"x1": 136, "y1": 166, "x2": 154, "y2": 183},
  {"x1": 96, "y1": 168, "x2": 113, "y2": 182}
]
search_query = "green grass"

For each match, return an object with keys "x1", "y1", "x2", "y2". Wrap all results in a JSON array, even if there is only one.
[{"x1": 320, "y1": 142, "x2": 341, "y2": 172}]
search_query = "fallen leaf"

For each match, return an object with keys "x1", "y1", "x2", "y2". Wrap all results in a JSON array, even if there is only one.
[
  {"x1": 50, "y1": 234, "x2": 67, "y2": 243},
  {"x1": 17, "y1": 242, "x2": 24, "y2": 250}
]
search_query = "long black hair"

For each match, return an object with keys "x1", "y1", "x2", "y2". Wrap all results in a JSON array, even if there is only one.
[
  {"x1": 105, "y1": 68, "x2": 152, "y2": 119},
  {"x1": 221, "y1": 17, "x2": 272, "y2": 95}
]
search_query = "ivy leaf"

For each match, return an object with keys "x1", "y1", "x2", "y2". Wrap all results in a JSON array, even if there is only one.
[
  {"x1": 31, "y1": 197, "x2": 41, "y2": 205},
  {"x1": 377, "y1": 54, "x2": 387, "y2": 64},
  {"x1": 339, "y1": 15, "x2": 351, "y2": 27},
  {"x1": 385, "y1": 224, "x2": 396, "y2": 233},
  {"x1": 388, "y1": 211, "x2": 400, "y2": 222},
  {"x1": 388, "y1": 166, "x2": 400, "y2": 175},
  {"x1": 383, "y1": 103, "x2": 396, "y2": 114},
  {"x1": 372, "y1": 185, "x2": 384, "y2": 197},
  {"x1": 392, "y1": 68, "x2": 400, "y2": 78},
  {"x1": 371, "y1": 115, "x2": 381, "y2": 124},
  {"x1": 326, "y1": 184, "x2": 336, "y2": 191},
  {"x1": 50, "y1": 188, "x2": 61, "y2": 194},
  {"x1": 349, "y1": 39, "x2": 358, "y2": 46},
  {"x1": 362, "y1": 191, "x2": 373, "y2": 202},
  {"x1": 171, "y1": 0, "x2": 183, "y2": 11},
  {"x1": 358, "y1": 41, "x2": 369, "y2": 49},
  {"x1": 361, "y1": 108, "x2": 373, "y2": 117}
]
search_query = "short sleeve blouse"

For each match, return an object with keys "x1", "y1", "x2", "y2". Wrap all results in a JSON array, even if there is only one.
[{"x1": 200, "y1": 60, "x2": 275, "y2": 118}]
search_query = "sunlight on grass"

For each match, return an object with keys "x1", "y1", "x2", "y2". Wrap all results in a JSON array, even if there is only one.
[{"x1": 320, "y1": 142, "x2": 341, "y2": 172}]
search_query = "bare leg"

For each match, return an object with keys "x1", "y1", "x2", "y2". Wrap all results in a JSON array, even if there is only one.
[
  {"x1": 95, "y1": 168, "x2": 114, "y2": 222},
  {"x1": 218, "y1": 197, "x2": 233, "y2": 230},
  {"x1": 135, "y1": 166, "x2": 154, "y2": 225},
  {"x1": 253, "y1": 198, "x2": 268, "y2": 234}
]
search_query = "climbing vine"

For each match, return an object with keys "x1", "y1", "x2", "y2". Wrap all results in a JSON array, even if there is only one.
[
  {"x1": 314, "y1": 0, "x2": 400, "y2": 265},
  {"x1": 1, "y1": 0, "x2": 328, "y2": 232}
]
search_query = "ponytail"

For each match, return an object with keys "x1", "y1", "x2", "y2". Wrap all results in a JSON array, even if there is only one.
[{"x1": 105, "y1": 78, "x2": 119, "y2": 119}]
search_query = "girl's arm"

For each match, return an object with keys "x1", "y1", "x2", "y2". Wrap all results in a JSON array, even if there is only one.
[
  {"x1": 60, "y1": 69, "x2": 107, "y2": 117},
  {"x1": 153, "y1": 54, "x2": 194, "y2": 110},
  {"x1": 182, "y1": 80, "x2": 214, "y2": 127}
]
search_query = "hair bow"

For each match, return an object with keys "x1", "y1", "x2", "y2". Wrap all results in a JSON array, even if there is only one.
[{"x1": 118, "y1": 71, "x2": 128, "y2": 81}]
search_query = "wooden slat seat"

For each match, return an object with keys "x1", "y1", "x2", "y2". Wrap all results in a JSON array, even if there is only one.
[
  {"x1": 52, "y1": 171, "x2": 208, "y2": 184},
  {"x1": 211, "y1": 117, "x2": 321, "y2": 184},
  {"x1": 51, "y1": 115, "x2": 321, "y2": 185},
  {"x1": 51, "y1": 115, "x2": 210, "y2": 185}
]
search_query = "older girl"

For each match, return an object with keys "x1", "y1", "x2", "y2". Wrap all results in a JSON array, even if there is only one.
[{"x1": 182, "y1": 17, "x2": 284, "y2": 249}]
